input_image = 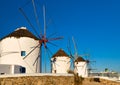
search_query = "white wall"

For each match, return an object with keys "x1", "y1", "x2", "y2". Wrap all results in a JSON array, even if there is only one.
[
  {"x1": 51, "y1": 56, "x2": 70, "y2": 73},
  {"x1": 74, "y1": 62, "x2": 88, "y2": 77},
  {"x1": 0, "y1": 64, "x2": 11, "y2": 74},
  {"x1": 0, "y1": 41, "x2": 1, "y2": 63},
  {"x1": 0, "y1": 64, "x2": 26, "y2": 74},
  {"x1": 0, "y1": 37, "x2": 40, "y2": 73}
]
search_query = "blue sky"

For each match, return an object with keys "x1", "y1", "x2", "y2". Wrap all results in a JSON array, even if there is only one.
[{"x1": 0, "y1": 0, "x2": 120, "y2": 72}]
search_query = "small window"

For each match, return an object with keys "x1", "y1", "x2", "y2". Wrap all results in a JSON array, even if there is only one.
[
  {"x1": 0, "y1": 73, "x2": 5, "y2": 75},
  {"x1": 54, "y1": 70, "x2": 56, "y2": 73},
  {"x1": 20, "y1": 67, "x2": 26, "y2": 73},
  {"x1": 21, "y1": 51, "x2": 26, "y2": 56}
]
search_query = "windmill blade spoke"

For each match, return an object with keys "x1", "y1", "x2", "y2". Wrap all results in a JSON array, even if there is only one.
[
  {"x1": 36, "y1": 58, "x2": 38, "y2": 72},
  {"x1": 69, "y1": 60, "x2": 72, "y2": 69},
  {"x1": 44, "y1": 45, "x2": 47, "y2": 73},
  {"x1": 69, "y1": 58, "x2": 75, "y2": 70},
  {"x1": 46, "y1": 19, "x2": 52, "y2": 30},
  {"x1": 32, "y1": 0, "x2": 42, "y2": 36},
  {"x1": 48, "y1": 36, "x2": 63, "y2": 41},
  {"x1": 72, "y1": 60, "x2": 75, "y2": 68},
  {"x1": 44, "y1": 46, "x2": 53, "y2": 72},
  {"x1": 67, "y1": 38, "x2": 72, "y2": 55},
  {"x1": 69, "y1": 55, "x2": 75, "y2": 60},
  {"x1": 23, "y1": 44, "x2": 40, "y2": 60},
  {"x1": 19, "y1": 8, "x2": 41, "y2": 38},
  {"x1": 46, "y1": 47, "x2": 53, "y2": 56},
  {"x1": 45, "y1": 46, "x2": 53, "y2": 72},
  {"x1": 33, "y1": 54, "x2": 40, "y2": 66},
  {"x1": 47, "y1": 32, "x2": 57, "y2": 39},
  {"x1": 47, "y1": 41, "x2": 58, "y2": 47},
  {"x1": 45, "y1": 45, "x2": 54, "y2": 71},
  {"x1": 45, "y1": 46, "x2": 54, "y2": 62},
  {"x1": 35, "y1": 49, "x2": 40, "y2": 73},
  {"x1": 39, "y1": 46, "x2": 42, "y2": 73},
  {"x1": 67, "y1": 47, "x2": 72, "y2": 58},
  {"x1": 72, "y1": 36, "x2": 78, "y2": 59},
  {"x1": 43, "y1": 5, "x2": 46, "y2": 38}
]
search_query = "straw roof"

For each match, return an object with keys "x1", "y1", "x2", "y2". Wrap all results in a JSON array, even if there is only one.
[
  {"x1": 52, "y1": 49, "x2": 69, "y2": 58},
  {"x1": 0, "y1": 27, "x2": 39, "y2": 41},
  {"x1": 75, "y1": 57, "x2": 86, "y2": 62}
]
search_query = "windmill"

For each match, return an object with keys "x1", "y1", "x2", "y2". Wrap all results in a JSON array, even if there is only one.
[
  {"x1": 67, "y1": 37, "x2": 89, "y2": 77},
  {"x1": 0, "y1": 27, "x2": 41, "y2": 73},
  {"x1": 51, "y1": 49, "x2": 70, "y2": 73},
  {"x1": 83, "y1": 51, "x2": 96, "y2": 76},
  {"x1": 19, "y1": 0, "x2": 63, "y2": 73}
]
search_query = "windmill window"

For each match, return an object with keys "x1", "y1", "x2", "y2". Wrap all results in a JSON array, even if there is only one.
[
  {"x1": 53, "y1": 58, "x2": 56, "y2": 62},
  {"x1": 21, "y1": 51, "x2": 26, "y2": 56},
  {"x1": 20, "y1": 67, "x2": 26, "y2": 73},
  {"x1": 0, "y1": 73, "x2": 5, "y2": 75},
  {"x1": 54, "y1": 70, "x2": 56, "y2": 73}
]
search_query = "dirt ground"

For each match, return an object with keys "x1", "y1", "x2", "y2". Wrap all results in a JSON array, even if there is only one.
[
  {"x1": 81, "y1": 78, "x2": 120, "y2": 85},
  {"x1": 82, "y1": 80, "x2": 103, "y2": 85}
]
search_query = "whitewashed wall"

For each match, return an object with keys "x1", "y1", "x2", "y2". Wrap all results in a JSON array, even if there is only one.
[
  {"x1": 0, "y1": 41, "x2": 1, "y2": 63},
  {"x1": 0, "y1": 64, "x2": 25, "y2": 74},
  {"x1": 0, "y1": 64, "x2": 11, "y2": 74},
  {"x1": 0, "y1": 37, "x2": 40, "y2": 73},
  {"x1": 74, "y1": 62, "x2": 88, "y2": 77},
  {"x1": 51, "y1": 56, "x2": 70, "y2": 73}
]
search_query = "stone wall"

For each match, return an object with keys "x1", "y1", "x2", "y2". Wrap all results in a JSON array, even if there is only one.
[
  {"x1": 0, "y1": 74, "x2": 74, "y2": 85},
  {"x1": 100, "y1": 78, "x2": 120, "y2": 85},
  {"x1": 0, "y1": 74, "x2": 120, "y2": 85},
  {"x1": 83, "y1": 77, "x2": 120, "y2": 85}
]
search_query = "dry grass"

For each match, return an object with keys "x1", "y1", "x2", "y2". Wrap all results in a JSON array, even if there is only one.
[{"x1": 0, "y1": 73, "x2": 120, "y2": 85}]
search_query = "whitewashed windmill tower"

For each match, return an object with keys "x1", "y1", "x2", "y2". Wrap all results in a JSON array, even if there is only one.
[
  {"x1": 0, "y1": 27, "x2": 40, "y2": 74},
  {"x1": 18, "y1": 0, "x2": 63, "y2": 73},
  {"x1": 51, "y1": 49, "x2": 70, "y2": 73},
  {"x1": 0, "y1": 0, "x2": 63, "y2": 74},
  {"x1": 74, "y1": 57, "x2": 88, "y2": 77},
  {"x1": 68, "y1": 37, "x2": 88, "y2": 77}
]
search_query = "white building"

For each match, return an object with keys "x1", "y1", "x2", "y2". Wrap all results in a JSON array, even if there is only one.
[
  {"x1": 0, "y1": 27, "x2": 40, "y2": 74},
  {"x1": 51, "y1": 49, "x2": 70, "y2": 73},
  {"x1": 0, "y1": 64, "x2": 25, "y2": 75},
  {"x1": 74, "y1": 57, "x2": 88, "y2": 77}
]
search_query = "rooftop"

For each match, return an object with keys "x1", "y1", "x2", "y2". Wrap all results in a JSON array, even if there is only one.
[
  {"x1": 75, "y1": 56, "x2": 86, "y2": 62},
  {"x1": 52, "y1": 49, "x2": 69, "y2": 58},
  {"x1": 0, "y1": 27, "x2": 39, "y2": 41}
]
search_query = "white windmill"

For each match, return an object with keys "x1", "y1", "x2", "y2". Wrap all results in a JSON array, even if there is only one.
[
  {"x1": 67, "y1": 37, "x2": 89, "y2": 77},
  {"x1": 0, "y1": 27, "x2": 40, "y2": 74},
  {"x1": 19, "y1": 0, "x2": 63, "y2": 73},
  {"x1": 74, "y1": 57, "x2": 88, "y2": 77},
  {"x1": 51, "y1": 49, "x2": 70, "y2": 73},
  {"x1": 0, "y1": 0, "x2": 63, "y2": 74}
]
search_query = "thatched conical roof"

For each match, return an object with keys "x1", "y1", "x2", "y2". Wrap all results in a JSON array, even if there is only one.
[
  {"x1": 0, "y1": 27, "x2": 39, "y2": 41},
  {"x1": 52, "y1": 49, "x2": 69, "y2": 58},
  {"x1": 75, "y1": 56, "x2": 85, "y2": 62}
]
